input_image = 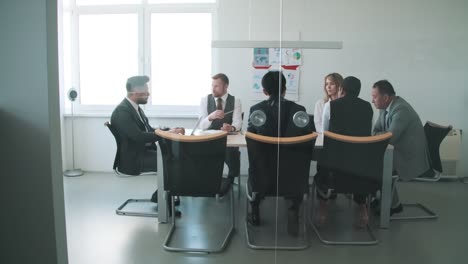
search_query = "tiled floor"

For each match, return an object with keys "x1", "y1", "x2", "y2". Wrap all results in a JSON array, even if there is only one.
[{"x1": 64, "y1": 172, "x2": 468, "y2": 264}]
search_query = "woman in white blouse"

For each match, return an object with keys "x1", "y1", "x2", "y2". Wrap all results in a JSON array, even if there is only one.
[{"x1": 313, "y1": 73, "x2": 343, "y2": 133}]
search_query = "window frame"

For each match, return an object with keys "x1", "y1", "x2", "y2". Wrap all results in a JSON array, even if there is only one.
[{"x1": 63, "y1": 0, "x2": 218, "y2": 117}]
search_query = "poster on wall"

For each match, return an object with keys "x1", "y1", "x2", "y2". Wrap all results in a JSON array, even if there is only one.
[
  {"x1": 268, "y1": 48, "x2": 302, "y2": 66},
  {"x1": 283, "y1": 67, "x2": 300, "y2": 101},
  {"x1": 252, "y1": 48, "x2": 302, "y2": 102},
  {"x1": 253, "y1": 48, "x2": 270, "y2": 67},
  {"x1": 251, "y1": 67, "x2": 300, "y2": 102},
  {"x1": 251, "y1": 68, "x2": 269, "y2": 101},
  {"x1": 281, "y1": 48, "x2": 302, "y2": 66}
]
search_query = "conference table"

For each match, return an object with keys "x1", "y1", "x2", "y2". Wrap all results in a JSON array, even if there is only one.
[{"x1": 156, "y1": 130, "x2": 394, "y2": 229}]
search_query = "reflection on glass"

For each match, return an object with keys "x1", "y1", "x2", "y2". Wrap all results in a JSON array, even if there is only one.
[
  {"x1": 249, "y1": 110, "x2": 267, "y2": 127},
  {"x1": 79, "y1": 14, "x2": 138, "y2": 105},
  {"x1": 292, "y1": 111, "x2": 310, "y2": 128},
  {"x1": 151, "y1": 13, "x2": 211, "y2": 106}
]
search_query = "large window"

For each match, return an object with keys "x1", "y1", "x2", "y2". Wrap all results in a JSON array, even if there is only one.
[
  {"x1": 151, "y1": 13, "x2": 212, "y2": 106},
  {"x1": 62, "y1": 0, "x2": 215, "y2": 115},
  {"x1": 79, "y1": 14, "x2": 139, "y2": 105}
]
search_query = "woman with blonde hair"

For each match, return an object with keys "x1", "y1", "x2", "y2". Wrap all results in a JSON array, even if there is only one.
[{"x1": 313, "y1": 73, "x2": 343, "y2": 133}]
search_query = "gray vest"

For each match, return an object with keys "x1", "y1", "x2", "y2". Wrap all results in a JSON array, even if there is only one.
[{"x1": 207, "y1": 94, "x2": 234, "y2": 130}]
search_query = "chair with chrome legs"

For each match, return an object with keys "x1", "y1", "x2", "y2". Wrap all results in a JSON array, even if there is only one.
[
  {"x1": 157, "y1": 129, "x2": 235, "y2": 253},
  {"x1": 105, "y1": 121, "x2": 158, "y2": 217},
  {"x1": 391, "y1": 121, "x2": 449, "y2": 220},
  {"x1": 414, "y1": 121, "x2": 454, "y2": 182},
  {"x1": 311, "y1": 131, "x2": 392, "y2": 245},
  {"x1": 245, "y1": 131, "x2": 317, "y2": 250}
]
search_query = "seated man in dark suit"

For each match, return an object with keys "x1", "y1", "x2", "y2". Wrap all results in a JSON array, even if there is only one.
[
  {"x1": 110, "y1": 75, "x2": 184, "y2": 205},
  {"x1": 247, "y1": 71, "x2": 313, "y2": 235},
  {"x1": 317, "y1": 76, "x2": 374, "y2": 227}
]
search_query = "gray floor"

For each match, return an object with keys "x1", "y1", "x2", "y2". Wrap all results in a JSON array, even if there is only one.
[{"x1": 64, "y1": 172, "x2": 468, "y2": 264}]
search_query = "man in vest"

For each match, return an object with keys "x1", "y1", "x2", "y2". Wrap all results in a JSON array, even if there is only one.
[{"x1": 199, "y1": 73, "x2": 243, "y2": 194}]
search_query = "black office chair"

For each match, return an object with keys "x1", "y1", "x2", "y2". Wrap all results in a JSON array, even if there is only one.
[
  {"x1": 105, "y1": 121, "x2": 158, "y2": 217},
  {"x1": 245, "y1": 131, "x2": 317, "y2": 250},
  {"x1": 157, "y1": 129, "x2": 235, "y2": 253},
  {"x1": 308, "y1": 114, "x2": 316, "y2": 132},
  {"x1": 311, "y1": 131, "x2": 393, "y2": 245},
  {"x1": 414, "y1": 121, "x2": 453, "y2": 182},
  {"x1": 391, "y1": 121, "x2": 450, "y2": 220}
]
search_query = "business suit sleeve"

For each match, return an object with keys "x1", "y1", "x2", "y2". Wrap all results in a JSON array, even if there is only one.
[
  {"x1": 112, "y1": 108, "x2": 160, "y2": 144},
  {"x1": 373, "y1": 110, "x2": 384, "y2": 135},
  {"x1": 387, "y1": 105, "x2": 411, "y2": 145}
]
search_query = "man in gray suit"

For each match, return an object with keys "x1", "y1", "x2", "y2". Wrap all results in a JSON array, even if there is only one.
[{"x1": 371, "y1": 80, "x2": 434, "y2": 215}]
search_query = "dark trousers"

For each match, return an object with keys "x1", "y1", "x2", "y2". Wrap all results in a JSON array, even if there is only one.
[
  {"x1": 248, "y1": 176, "x2": 303, "y2": 210},
  {"x1": 141, "y1": 149, "x2": 158, "y2": 173},
  {"x1": 225, "y1": 147, "x2": 240, "y2": 178},
  {"x1": 314, "y1": 166, "x2": 373, "y2": 205}
]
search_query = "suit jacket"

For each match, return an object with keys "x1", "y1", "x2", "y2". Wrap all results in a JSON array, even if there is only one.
[
  {"x1": 110, "y1": 99, "x2": 159, "y2": 175},
  {"x1": 373, "y1": 96, "x2": 433, "y2": 180},
  {"x1": 329, "y1": 96, "x2": 373, "y2": 136},
  {"x1": 246, "y1": 97, "x2": 313, "y2": 196},
  {"x1": 318, "y1": 96, "x2": 375, "y2": 190},
  {"x1": 247, "y1": 97, "x2": 313, "y2": 137}
]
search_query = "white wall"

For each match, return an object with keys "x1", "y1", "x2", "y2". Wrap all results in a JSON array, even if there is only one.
[{"x1": 63, "y1": 0, "x2": 468, "y2": 176}]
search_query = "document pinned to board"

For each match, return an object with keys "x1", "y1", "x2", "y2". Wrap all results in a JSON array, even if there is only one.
[{"x1": 252, "y1": 48, "x2": 301, "y2": 102}]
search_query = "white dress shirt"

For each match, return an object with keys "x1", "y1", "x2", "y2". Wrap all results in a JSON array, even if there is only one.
[
  {"x1": 199, "y1": 93, "x2": 242, "y2": 131},
  {"x1": 322, "y1": 100, "x2": 331, "y2": 132},
  {"x1": 125, "y1": 97, "x2": 145, "y2": 123},
  {"x1": 314, "y1": 99, "x2": 327, "y2": 133}
]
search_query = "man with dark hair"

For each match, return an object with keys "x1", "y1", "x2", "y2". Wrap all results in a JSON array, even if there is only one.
[
  {"x1": 247, "y1": 71, "x2": 313, "y2": 235},
  {"x1": 371, "y1": 79, "x2": 434, "y2": 215},
  {"x1": 322, "y1": 76, "x2": 372, "y2": 134},
  {"x1": 316, "y1": 76, "x2": 374, "y2": 227},
  {"x1": 199, "y1": 73, "x2": 242, "y2": 194},
  {"x1": 111, "y1": 75, "x2": 184, "y2": 205}
]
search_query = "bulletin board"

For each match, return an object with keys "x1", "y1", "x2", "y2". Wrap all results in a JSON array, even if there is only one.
[{"x1": 252, "y1": 48, "x2": 302, "y2": 101}]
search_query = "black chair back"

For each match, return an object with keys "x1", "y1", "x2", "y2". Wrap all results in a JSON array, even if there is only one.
[
  {"x1": 424, "y1": 121, "x2": 452, "y2": 173},
  {"x1": 156, "y1": 130, "x2": 227, "y2": 197},
  {"x1": 308, "y1": 114, "x2": 316, "y2": 132},
  {"x1": 319, "y1": 131, "x2": 392, "y2": 193},
  {"x1": 246, "y1": 132, "x2": 317, "y2": 197},
  {"x1": 104, "y1": 121, "x2": 120, "y2": 170}
]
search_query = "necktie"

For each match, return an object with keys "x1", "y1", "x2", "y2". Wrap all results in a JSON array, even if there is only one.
[
  {"x1": 383, "y1": 110, "x2": 388, "y2": 131},
  {"x1": 138, "y1": 107, "x2": 151, "y2": 132},
  {"x1": 216, "y1": 98, "x2": 223, "y2": 110}
]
